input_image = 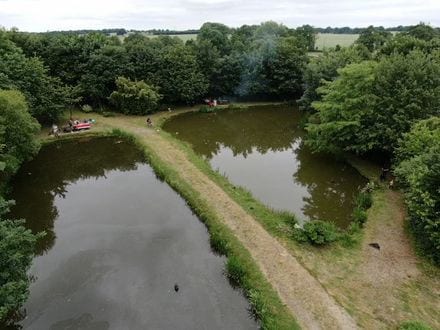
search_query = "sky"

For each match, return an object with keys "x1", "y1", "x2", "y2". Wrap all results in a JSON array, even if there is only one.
[{"x1": 0, "y1": 0, "x2": 439, "y2": 32}]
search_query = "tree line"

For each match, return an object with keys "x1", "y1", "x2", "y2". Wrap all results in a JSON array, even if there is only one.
[
  {"x1": 1, "y1": 21, "x2": 440, "y2": 322},
  {"x1": 314, "y1": 24, "x2": 440, "y2": 34},
  {"x1": 302, "y1": 23, "x2": 440, "y2": 264},
  {"x1": 2, "y1": 21, "x2": 314, "y2": 124},
  {"x1": 0, "y1": 20, "x2": 314, "y2": 323}
]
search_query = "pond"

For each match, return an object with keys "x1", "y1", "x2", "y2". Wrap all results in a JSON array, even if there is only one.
[
  {"x1": 163, "y1": 105, "x2": 367, "y2": 227},
  {"x1": 6, "y1": 137, "x2": 257, "y2": 329}
]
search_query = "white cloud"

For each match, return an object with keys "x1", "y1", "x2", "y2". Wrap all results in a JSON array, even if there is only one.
[{"x1": 0, "y1": 0, "x2": 438, "y2": 32}]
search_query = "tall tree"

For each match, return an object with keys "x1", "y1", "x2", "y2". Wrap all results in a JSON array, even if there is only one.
[
  {"x1": 356, "y1": 25, "x2": 392, "y2": 52},
  {"x1": 0, "y1": 90, "x2": 40, "y2": 174},
  {"x1": 299, "y1": 46, "x2": 365, "y2": 111},
  {"x1": 263, "y1": 36, "x2": 308, "y2": 99},
  {"x1": 197, "y1": 22, "x2": 231, "y2": 56},
  {"x1": 80, "y1": 45, "x2": 131, "y2": 106},
  {"x1": 0, "y1": 32, "x2": 68, "y2": 122},
  {"x1": 109, "y1": 77, "x2": 162, "y2": 115},
  {"x1": 307, "y1": 50, "x2": 440, "y2": 155}
]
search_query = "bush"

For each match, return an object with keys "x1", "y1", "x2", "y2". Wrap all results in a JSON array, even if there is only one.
[
  {"x1": 291, "y1": 226, "x2": 308, "y2": 243},
  {"x1": 109, "y1": 77, "x2": 162, "y2": 115},
  {"x1": 226, "y1": 256, "x2": 246, "y2": 286},
  {"x1": 81, "y1": 104, "x2": 93, "y2": 113},
  {"x1": 297, "y1": 220, "x2": 340, "y2": 245}
]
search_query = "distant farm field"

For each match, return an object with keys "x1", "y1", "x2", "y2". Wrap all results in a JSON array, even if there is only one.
[
  {"x1": 147, "y1": 33, "x2": 197, "y2": 42},
  {"x1": 315, "y1": 33, "x2": 359, "y2": 50},
  {"x1": 119, "y1": 32, "x2": 197, "y2": 42},
  {"x1": 120, "y1": 32, "x2": 358, "y2": 50}
]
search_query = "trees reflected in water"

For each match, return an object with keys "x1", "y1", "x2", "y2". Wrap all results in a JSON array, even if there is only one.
[
  {"x1": 164, "y1": 106, "x2": 367, "y2": 226},
  {"x1": 8, "y1": 137, "x2": 144, "y2": 255}
]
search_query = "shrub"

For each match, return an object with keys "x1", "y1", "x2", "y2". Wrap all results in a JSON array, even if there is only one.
[
  {"x1": 300, "y1": 220, "x2": 340, "y2": 245},
  {"x1": 291, "y1": 226, "x2": 308, "y2": 243},
  {"x1": 109, "y1": 77, "x2": 162, "y2": 115}
]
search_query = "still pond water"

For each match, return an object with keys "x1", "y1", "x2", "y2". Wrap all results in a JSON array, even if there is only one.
[
  {"x1": 7, "y1": 137, "x2": 257, "y2": 330},
  {"x1": 163, "y1": 105, "x2": 367, "y2": 227}
]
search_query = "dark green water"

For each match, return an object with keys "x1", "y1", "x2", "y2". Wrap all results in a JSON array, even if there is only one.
[
  {"x1": 6, "y1": 137, "x2": 257, "y2": 329},
  {"x1": 163, "y1": 105, "x2": 367, "y2": 227}
]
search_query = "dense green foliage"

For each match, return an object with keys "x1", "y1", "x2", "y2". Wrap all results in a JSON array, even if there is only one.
[
  {"x1": 395, "y1": 118, "x2": 440, "y2": 264},
  {"x1": 0, "y1": 198, "x2": 41, "y2": 322},
  {"x1": 0, "y1": 31, "x2": 69, "y2": 123},
  {"x1": 109, "y1": 77, "x2": 161, "y2": 115},
  {"x1": 355, "y1": 26, "x2": 392, "y2": 52},
  {"x1": 307, "y1": 50, "x2": 440, "y2": 155},
  {"x1": 299, "y1": 46, "x2": 366, "y2": 110},
  {"x1": 0, "y1": 90, "x2": 41, "y2": 322},
  {"x1": 302, "y1": 23, "x2": 440, "y2": 263},
  {"x1": 3, "y1": 21, "x2": 313, "y2": 116},
  {"x1": 292, "y1": 220, "x2": 339, "y2": 245},
  {"x1": 0, "y1": 90, "x2": 40, "y2": 174}
]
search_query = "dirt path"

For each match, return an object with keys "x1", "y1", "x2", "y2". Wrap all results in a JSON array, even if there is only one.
[
  {"x1": 295, "y1": 182, "x2": 440, "y2": 329},
  {"x1": 360, "y1": 190, "x2": 419, "y2": 300},
  {"x1": 348, "y1": 189, "x2": 435, "y2": 328},
  {"x1": 101, "y1": 116, "x2": 358, "y2": 330}
]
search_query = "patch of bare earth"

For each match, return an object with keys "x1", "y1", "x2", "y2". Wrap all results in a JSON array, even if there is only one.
[{"x1": 100, "y1": 116, "x2": 358, "y2": 330}]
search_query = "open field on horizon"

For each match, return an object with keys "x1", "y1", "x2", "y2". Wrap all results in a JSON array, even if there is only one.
[
  {"x1": 119, "y1": 32, "x2": 359, "y2": 49},
  {"x1": 315, "y1": 33, "x2": 359, "y2": 50}
]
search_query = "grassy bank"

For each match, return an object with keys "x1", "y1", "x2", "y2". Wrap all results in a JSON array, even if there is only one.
[
  {"x1": 44, "y1": 127, "x2": 299, "y2": 329},
  {"x1": 43, "y1": 104, "x2": 439, "y2": 328},
  {"x1": 154, "y1": 106, "x2": 439, "y2": 329},
  {"x1": 157, "y1": 113, "x2": 372, "y2": 248}
]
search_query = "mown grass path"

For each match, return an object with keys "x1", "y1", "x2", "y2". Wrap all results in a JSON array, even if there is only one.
[
  {"x1": 94, "y1": 113, "x2": 358, "y2": 330},
  {"x1": 47, "y1": 106, "x2": 438, "y2": 329}
]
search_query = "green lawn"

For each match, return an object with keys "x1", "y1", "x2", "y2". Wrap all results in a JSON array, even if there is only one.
[
  {"x1": 315, "y1": 33, "x2": 359, "y2": 50},
  {"x1": 119, "y1": 31, "x2": 358, "y2": 49}
]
